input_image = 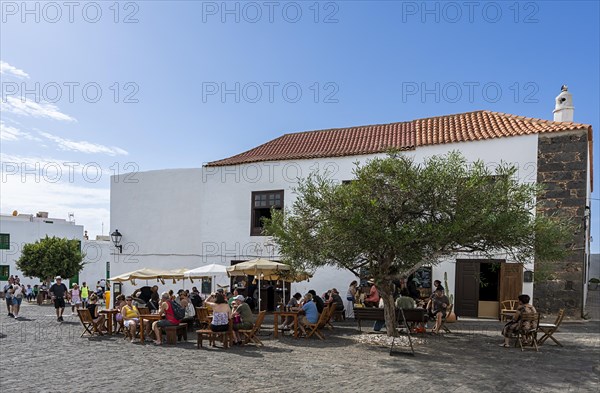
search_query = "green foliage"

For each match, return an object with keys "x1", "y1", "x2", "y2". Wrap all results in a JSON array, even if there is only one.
[
  {"x1": 263, "y1": 151, "x2": 572, "y2": 335},
  {"x1": 16, "y1": 236, "x2": 85, "y2": 282}
]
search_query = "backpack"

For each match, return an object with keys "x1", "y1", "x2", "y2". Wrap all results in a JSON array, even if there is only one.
[{"x1": 170, "y1": 300, "x2": 185, "y2": 321}]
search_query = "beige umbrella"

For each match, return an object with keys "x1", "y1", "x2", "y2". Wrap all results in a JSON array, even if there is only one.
[
  {"x1": 226, "y1": 258, "x2": 290, "y2": 310},
  {"x1": 109, "y1": 268, "x2": 185, "y2": 285}
]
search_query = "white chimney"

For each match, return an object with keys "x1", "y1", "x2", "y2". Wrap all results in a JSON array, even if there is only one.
[{"x1": 553, "y1": 85, "x2": 574, "y2": 122}]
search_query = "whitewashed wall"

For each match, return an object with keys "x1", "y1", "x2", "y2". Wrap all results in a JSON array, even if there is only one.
[
  {"x1": 0, "y1": 215, "x2": 83, "y2": 287},
  {"x1": 111, "y1": 133, "x2": 539, "y2": 301}
]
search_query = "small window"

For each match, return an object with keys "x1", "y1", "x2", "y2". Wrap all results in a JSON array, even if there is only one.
[
  {"x1": 0, "y1": 234, "x2": 9, "y2": 250},
  {"x1": 0, "y1": 265, "x2": 9, "y2": 281},
  {"x1": 251, "y1": 190, "x2": 284, "y2": 236}
]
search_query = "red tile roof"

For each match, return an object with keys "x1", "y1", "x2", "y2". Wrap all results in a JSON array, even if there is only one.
[{"x1": 206, "y1": 110, "x2": 592, "y2": 167}]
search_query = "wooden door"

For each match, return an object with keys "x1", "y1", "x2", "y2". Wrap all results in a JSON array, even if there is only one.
[
  {"x1": 455, "y1": 260, "x2": 480, "y2": 318},
  {"x1": 499, "y1": 263, "x2": 523, "y2": 303}
]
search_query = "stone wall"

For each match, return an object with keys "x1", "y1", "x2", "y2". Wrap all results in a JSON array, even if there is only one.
[{"x1": 534, "y1": 130, "x2": 589, "y2": 317}]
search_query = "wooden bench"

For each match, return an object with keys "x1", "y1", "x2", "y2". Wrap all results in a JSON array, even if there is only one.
[
  {"x1": 197, "y1": 319, "x2": 233, "y2": 349},
  {"x1": 355, "y1": 307, "x2": 428, "y2": 331},
  {"x1": 164, "y1": 323, "x2": 188, "y2": 345}
]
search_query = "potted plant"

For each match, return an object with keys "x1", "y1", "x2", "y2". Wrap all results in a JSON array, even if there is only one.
[{"x1": 589, "y1": 278, "x2": 600, "y2": 291}]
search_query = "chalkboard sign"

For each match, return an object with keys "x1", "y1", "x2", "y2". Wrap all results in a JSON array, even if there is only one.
[
  {"x1": 414, "y1": 267, "x2": 432, "y2": 289},
  {"x1": 201, "y1": 278, "x2": 212, "y2": 294}
]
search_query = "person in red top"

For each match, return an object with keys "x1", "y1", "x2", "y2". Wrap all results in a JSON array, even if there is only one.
[
  {"x1": 150, "y1": 292, "x2": 178, "y2": 345},
  {"x1": 364, "y1": 279, "x2": 380, "y2": 307}
]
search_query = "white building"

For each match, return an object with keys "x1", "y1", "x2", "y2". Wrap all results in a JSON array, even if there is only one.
[
  {"x1": 0, "y1": 212, "x2": 111, "y2": 289},
  {"x1": 111, "y1": 88, "x2": 593, "y2": 317}
]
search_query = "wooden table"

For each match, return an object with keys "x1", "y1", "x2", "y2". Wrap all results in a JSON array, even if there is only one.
[
  {"x1": 139, "y1": 314, "x2": 161, "y2": 343},
  {"x1": 273, "y1": 310, "x2": 301, "y2": 338},
  {"x1": 99, "y1": 309, "x2": 119, "y2": 335}
]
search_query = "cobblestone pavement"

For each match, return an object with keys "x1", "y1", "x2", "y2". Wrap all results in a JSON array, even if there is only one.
[{"x1": 1, "y1": 302, "x2": 598, "y2": 393}]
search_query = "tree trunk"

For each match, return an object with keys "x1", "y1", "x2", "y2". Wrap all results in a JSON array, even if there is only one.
[{"x1": 380, "y1": 280, "x2": 397, "y2": 336}]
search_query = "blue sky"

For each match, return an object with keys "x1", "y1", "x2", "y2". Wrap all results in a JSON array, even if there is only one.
[{"x1": 1, "y1": 0, "x2": 599, "y2": 251}]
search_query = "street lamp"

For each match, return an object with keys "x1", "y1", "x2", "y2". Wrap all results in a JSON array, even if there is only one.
[{"x1": 110, "y1": 229, "x2": 123, "y2": 253}]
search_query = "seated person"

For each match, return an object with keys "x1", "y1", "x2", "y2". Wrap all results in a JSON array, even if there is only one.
[
  {"x1": 86, "y1": 294, "x2": 107, "y2": 335},
  {"x1": 121, "y1": 296, "x2": 140, "y2": 342},
  {"x1": 307, "y1": 290, "x2": 325, "y2": 314},
  {"x1": 298, "y1": 293, "x2": 319, "y2": 336},
  {"x1": 231, "y1": 295, "x2": 255, "y2": 345},
  {"x1": 176, "y1": 292, "x2": 195, "y2": 326},
  {"x1": 395, "y1": 288, "x2": 416, "y2": 310},
  {"x1": 330, "y1": 289, "x2": 345, "y2": 312},
  {"x1": 204, "y1": 293, "x2": 231, "y2": 333},
  {"x1": 500, "y1": 294, "x2": 537, "y2": 347},
  {"x1": 428, "y1": 289, "x2": 450, "y2": 334},
  {"x1": 364, "y1": 280, "x2": 380, "y2": 307},
  {"x1": 282, "y1": 293, "x2": 302, "y2": 329},
  {"x1": 149, "y1": 292, "x2": 179, "y2": 345},
  {"x1": 189, "y1": 287, "x2": 203, "y2": 307}
]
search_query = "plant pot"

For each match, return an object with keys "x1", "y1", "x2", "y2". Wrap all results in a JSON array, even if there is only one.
[
  {"x1": 445, "y1": 311, "x2": 457, "y2": 323},
  {"x1": 589, "y1": 283, "x2": 599, "y2": 291}
]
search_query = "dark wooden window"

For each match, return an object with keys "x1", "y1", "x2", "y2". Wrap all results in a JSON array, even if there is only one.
[
  {"x1": 0, "y1": 265, "x2": 9, "y2": 281},
  {"x1": 251, "y1": 190, "x2": 284, "y2": 236},
  {"x1": 0, "y1": 234, "x2": 9, "y2": 250}
]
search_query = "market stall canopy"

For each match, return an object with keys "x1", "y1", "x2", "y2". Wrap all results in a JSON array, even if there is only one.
[
  {"x1": 184, "y1": 263, "x2": 228, "y2": 278},
  {"x1": 108, "y1": 268, "x2": 186, "y2": 283},
  {"x1": 226, "y1": 258, "x2": 290, "y2": 277}
]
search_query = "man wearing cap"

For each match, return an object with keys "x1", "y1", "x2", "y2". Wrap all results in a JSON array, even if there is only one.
[
  {"x1": 231, "y1": 294, "x2": 254, "y2": 345},
  {"x1": 50, "y1": 276, "x2": 68, "y2": 322},
  {"x1": 364, "y1": 280, "x2": 380, "y2": 307}
]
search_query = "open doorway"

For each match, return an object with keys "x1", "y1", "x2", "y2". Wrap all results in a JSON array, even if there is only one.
[{"x1": 455, "y1": 260, "x2": 522, "y2": 318}]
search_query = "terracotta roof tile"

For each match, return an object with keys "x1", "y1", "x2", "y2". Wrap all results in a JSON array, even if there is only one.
[{"x1": 206, "y1": 110, "x2": 591, "y2": 166}]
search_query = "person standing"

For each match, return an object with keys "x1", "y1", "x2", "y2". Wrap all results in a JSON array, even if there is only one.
[
  {"x1": 50, "y1": 276, "x2": 68, "y2": 322},
  {"x1": 12, "y1": 282, "x2": 24, "y2": 319},
  {"x1": 346, "y1": 280, "x2": 358, "y2": 319},
  {"x1": 3, "y1": 277, "x2": 14, "y2": 317},
  {"x1": 80, "y1": 282, "x2": 90, "y2": 307},
  {"x1": 70, "y1": 284, "x2": 82, "y2": 315}
]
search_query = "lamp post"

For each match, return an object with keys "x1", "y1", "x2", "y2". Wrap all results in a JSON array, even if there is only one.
[{"x1": 110, "y1": 229, "x2": 123, "y2": 253}]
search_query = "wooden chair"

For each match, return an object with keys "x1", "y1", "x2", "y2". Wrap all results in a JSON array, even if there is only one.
[
  {"x1": 438, "y1": 304, "x2": 453, "y2": 333},
  {"x1": 500, "y1": 300, "x2": 519, "y2": 321},
  {"x1": 515, "y1": 313, "x2": 539, "y2": 351},
  {"x1": 306, "y1": 307, "x2": 332, "y2": 340},
  {"x1": 197, "y1": 319, "x2": 232, "y2": 349},
  {"x1": 325, "y1": 303, "x2": 336, "y2": 330},
  {"x1": 77, "y1": 309, "x2": 101, "y2": 337},
  {"x1": 195, "y1": 307, "x2": 210, "y2": 329},
  {"x1": 239, "y1": 311, "x2": 266, "y2": 346},
  {"x1": 164, "y1": 323, "x2": 188, "y2": 345},
  {"x1": 537, "y1": 309, "x2": 565, "y2": 347},
  {"x1": 137, "y1": 306, "x2": 149, "y2": 315}
]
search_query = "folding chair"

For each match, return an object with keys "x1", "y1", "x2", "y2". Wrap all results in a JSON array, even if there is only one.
[
  {"x1": 537, "y1": 309, "x2": 564, "y2": 347},
  {"x1": 195, "y1": 307, "x2": 210, "y2": 329},
  {"x1": 500, "y1": 300, "x2": 519, "y2": 321},
  {"x1": 239, "y1": 311, "x2": 266, "y2": 346},
  {"x1": 325, "y1": 303, "x2": 336, "y2": 330},
  {"x1": 306, "y1": 307, "x2": 331, "y2": 340},
  {"x1": 77, "y1": 309, "x2": 101, "y2": 337},
  {"x1": 515, "y1": 313, "x2": 539, "y2": 351},
  {"x1": 438, "y1": 305, "x2": 453, "y2": 333}
]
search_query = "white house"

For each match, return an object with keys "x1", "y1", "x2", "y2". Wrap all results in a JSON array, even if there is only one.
[
  {"x1": 111, "y1": 87, "x2": 593, "y2": 317},
  {"x1": 0, "y1": 212, "x2": 111, "y2": 289}
]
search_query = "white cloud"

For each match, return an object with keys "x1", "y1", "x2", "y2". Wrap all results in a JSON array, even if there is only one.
[
  {"x1": 0, "y1": 121, "x2": 42, "y2": 142},
  {"x1": 2, "y1": 96, "x2": 76, "y2": 122},
  {"x1": 0, "y1": 178, "x2": 110, "y2": 238},
  {"x1": 38, "y1": 132, "x2": 128, "y2": 156},
  {"x1": 0, "y1": 61, "x2": 29, "y2": 79}
]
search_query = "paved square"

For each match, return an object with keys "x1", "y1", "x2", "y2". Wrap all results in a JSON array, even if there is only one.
[{"x1": 1, "y1": 302, "x2": 598, "y2": 392}]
